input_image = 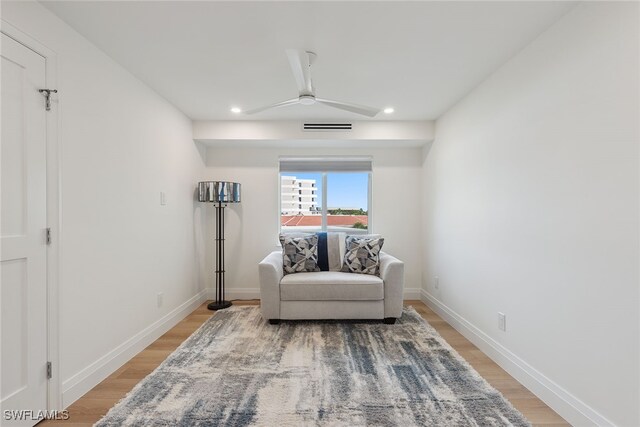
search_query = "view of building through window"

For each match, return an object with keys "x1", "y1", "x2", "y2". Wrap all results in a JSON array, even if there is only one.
[
  {"x1": 280, "y1": 174, "x2": 321, "y2": 215},
  {"x1": 281, "y1": 172, "x2": 369, "y2": 233}
]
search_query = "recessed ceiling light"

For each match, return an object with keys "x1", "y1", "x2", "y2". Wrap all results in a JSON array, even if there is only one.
[
  {"x1": 230, "y1": 107, "x2": 242, "y2": 113},
  {"x1": 383, "y1": 107, "x2": 395, "y2": 114}
]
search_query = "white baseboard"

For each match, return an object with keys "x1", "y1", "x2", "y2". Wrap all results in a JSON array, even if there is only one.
[
  {"x1": 61, "y1": 289, "x2": 209, "y2": 408},
  {"x1": 219, "y1": 287, "x2": 261, "y2": 300},
  {"x1": 420, "y1": 289, "x2": 613, "y2": 427},
  {"x1": 403, "y1": 287, "x2": 422, "y2": 300},
  {"x1": 215, "y1": 287, "x2": 424, "y2": 301}
]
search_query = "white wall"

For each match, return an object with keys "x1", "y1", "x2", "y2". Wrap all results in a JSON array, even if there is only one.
[
  {"x1": 203, "y1": 146, "x2": 423, "y2": 299},
  {"x1": 421, "y1": 3, "x2": 639, "y2": 426},
  {"x1": 2, "y1": 1, "x2": 207, "y2": 407}
]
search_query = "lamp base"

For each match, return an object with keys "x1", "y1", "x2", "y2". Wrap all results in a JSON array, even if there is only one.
[{"x1": 207, "y1": 300, "x2": 232, "y2": 311}]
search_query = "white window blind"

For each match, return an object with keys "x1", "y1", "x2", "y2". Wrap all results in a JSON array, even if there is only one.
[{"x1": 279, "y1": 157, "x2": 372, "y2": 173}]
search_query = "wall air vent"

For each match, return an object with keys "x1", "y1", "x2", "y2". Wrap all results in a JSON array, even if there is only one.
[{"x1": 302, "y1": 123, "x2": 353, "y2": 131}]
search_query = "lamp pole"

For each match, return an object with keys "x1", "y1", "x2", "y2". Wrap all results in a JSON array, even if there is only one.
[{"x1": 209, "y1": 201, "x2": 231, "y2": 310}]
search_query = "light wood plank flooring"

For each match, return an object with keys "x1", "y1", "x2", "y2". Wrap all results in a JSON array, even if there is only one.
[{"x1": 42, "y1": 300, "x2": 568, "y2": 426}]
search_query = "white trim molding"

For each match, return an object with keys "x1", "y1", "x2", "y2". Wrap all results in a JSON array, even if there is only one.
[
  {"x1": 61, "y1": 290, "x2": 209, "y2": 408},
  {"x1": 420, "y1": 289, "x2": 615, "y2": 427},
  {"x1": 222, "y1": 288, "x2": 261, "y2": 301},
  {"x1": 403, "y1": 287, "x2": 422, "y2": 300}
]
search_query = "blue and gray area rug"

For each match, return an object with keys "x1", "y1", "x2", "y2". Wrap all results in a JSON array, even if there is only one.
[{"x1": 96, "y1": 307, "x2": 529, "y2": 426}]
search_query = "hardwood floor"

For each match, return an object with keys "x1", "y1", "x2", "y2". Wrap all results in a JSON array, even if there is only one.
[
  {"x1": 42, "y1": 300, "x2": 569, "y2": 426},
  {"x1": 407, "y1": 301, "x2": 569, "y2": 426}
]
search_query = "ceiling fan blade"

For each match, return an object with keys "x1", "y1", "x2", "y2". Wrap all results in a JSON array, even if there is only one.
[
  {"x1": 316, "y1": 98, "x2": 380, "y2": 117},
  {"x1": 286, "y1": 49, "x2": 314, "y2": 95},
  {"x1": 244, "y1": 98, "x2": 300, "y2": 115}
]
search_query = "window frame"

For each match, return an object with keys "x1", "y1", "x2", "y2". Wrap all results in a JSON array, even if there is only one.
[{"x1": 279, "y1": 170, "x2": 372, "y2": 234}]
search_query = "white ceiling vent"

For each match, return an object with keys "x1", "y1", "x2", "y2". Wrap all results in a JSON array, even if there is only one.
[{"x1": 302, "y1": 123, "x2": 353, "y2": 131}]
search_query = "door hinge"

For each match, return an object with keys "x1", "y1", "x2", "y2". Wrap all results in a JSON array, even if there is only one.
[
  {"x1": 46, "y1": 362, "x2": 52, "y2": 379},
  {"x1": 46, "y1": 228, "x2": 52, "y2": 245},
  {"x1": 38, "y1": 89, "x2": 58, "y2": 111}
]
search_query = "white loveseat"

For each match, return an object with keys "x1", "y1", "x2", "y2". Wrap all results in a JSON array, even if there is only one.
[{"x1": 258, "y1": 251, "x2": 404, "y2": 324}]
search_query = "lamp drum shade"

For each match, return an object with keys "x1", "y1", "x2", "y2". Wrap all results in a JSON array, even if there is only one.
[{"x1": 198, "y1": 181, "x2": 241, "y2": 203}]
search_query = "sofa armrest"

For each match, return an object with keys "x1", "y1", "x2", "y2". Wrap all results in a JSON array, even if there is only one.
[
  {"x1": 379, "y1": 251, "x2": 404, "y2": 318},
  {"x1": 259, "y1": 251, "x2": 283, "y2": 320}
]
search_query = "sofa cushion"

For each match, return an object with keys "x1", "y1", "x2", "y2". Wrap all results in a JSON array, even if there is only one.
[
  {"x1": 280, "y1": 271, "x2": 383, "y2": 301},
  {"x1": 341, "y1": 235, "x2": 385, "y2": 275},
  {"x1": 279, "y1": 234, "x2": 321, "y2": 274}
]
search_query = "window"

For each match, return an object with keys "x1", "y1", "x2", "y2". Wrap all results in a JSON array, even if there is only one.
[
  {"x1": 326, "y1": 172, "x2": 369, "y2": 233},
  {"x1": 280, "y1": 157, "x2": 371, "y2": 234}
]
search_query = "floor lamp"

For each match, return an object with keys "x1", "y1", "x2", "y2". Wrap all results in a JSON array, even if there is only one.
[{"x1": 198, "y1": 181, "x2": 241, "y2": 310}]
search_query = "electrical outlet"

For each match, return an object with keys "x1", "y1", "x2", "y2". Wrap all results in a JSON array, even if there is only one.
[
  {"x1": 498, "y1": 312, "x2": 506, "y2": 331},
  {"x1": 160, "y1": 191, "x2": 167, "y2": 206},
  {"x1": 434, "y1": 276, "x2": 440, "y2": 289},
  {"x1": 157, "y1": 292, "x2": 164, "y2": 308}
]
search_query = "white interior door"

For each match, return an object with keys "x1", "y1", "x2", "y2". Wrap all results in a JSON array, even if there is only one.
[{"x1": 1, "y1": 33, "x2": 48, "y2": 426}]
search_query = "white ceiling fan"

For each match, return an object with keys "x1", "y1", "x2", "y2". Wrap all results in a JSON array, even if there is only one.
[{"x1": 244, "y1": 50, "x2": 380, "y2": 118}]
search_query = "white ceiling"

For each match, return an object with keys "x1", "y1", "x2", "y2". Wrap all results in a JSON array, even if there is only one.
[{"x1": 42, "y1": 1, "x2": 576, "y2": 121}]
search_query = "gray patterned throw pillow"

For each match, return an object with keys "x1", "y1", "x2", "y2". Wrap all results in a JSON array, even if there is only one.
[
  {"x1": 279, "y1": 234, "x2": 321, "y2": 274},
  {"x1": 341, "y1": 236, "x2": 384, "y2": 275}
]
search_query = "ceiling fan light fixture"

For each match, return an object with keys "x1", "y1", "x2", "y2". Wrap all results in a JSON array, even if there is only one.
[
  {"x1": 299, "y1": 95, "x2": 316, "y2": 105},
  {"x1": 384, "y1": 107, "x2": 395, "y2": 114}
]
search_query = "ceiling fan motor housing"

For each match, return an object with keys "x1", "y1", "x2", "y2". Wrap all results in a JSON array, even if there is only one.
[{"x1": 299, "y1": 94, "x2": 316, "y2": 105}]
